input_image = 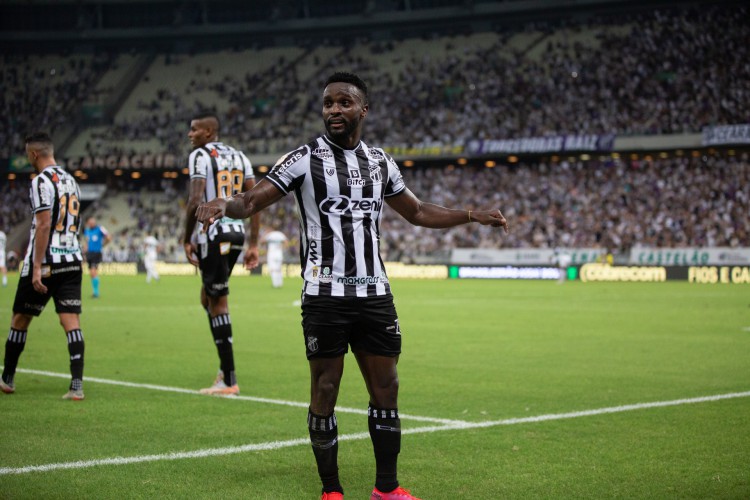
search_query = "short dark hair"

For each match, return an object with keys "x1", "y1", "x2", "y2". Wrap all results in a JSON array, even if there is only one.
[
  {"x1": 25, "y1": 131, "x2": 53, "y2": 146},
  {"x1": 192, "y1": 112, "x2": 221, "y2": 133},
  {"x1": 325, "y1": 72, "x2": 368, "y2": 104},
  {"x1": 25, "y1": 132, "x2": 54, "y2": 155}
]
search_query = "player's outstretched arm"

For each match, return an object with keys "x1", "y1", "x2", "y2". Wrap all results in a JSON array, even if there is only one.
[
  {"x1": 243, "y1": 177, "x2": 260, "y2": 270},
  {"x1": 386, "y1": 188, "x2": 509, "y2": 233},
  {"x1": 196, "y1": 178, "x2": 284, "y2": 228}
]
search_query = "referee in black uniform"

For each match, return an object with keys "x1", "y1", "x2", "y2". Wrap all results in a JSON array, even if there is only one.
[{"x1": 196, "y1": 72, "x2": 508, "y2": 500}]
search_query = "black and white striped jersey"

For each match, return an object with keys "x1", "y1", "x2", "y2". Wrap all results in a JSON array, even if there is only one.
[
  {"x1": 265, "y1": 135, "x2": 406, "y2": 297},
  {"x1": 188, "y1": 142, "x2": 254, "y2": 241},
  {"x1": 21, "y1": 166, "x2": 82, "y2": 276}
]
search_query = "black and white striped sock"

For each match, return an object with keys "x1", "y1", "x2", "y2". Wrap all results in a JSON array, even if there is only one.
[
  {"x1": 210, "y1": 314, "x2": 236, "y2": 386},
  {"x1": 2, "y1": 328, "x2": 28, "y2": 385},
  {"x1": 66, "y1": 329, "x2": 85, "y2": 391}
]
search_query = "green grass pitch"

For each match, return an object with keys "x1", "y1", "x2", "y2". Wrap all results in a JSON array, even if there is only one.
[{"x1": 1, "y1": 273, "x2": 749, "y2": 499}]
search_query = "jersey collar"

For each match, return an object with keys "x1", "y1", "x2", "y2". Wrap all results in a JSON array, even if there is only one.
[{"x1": 322, "y1": 135, "x2": 362, "y2": 152}]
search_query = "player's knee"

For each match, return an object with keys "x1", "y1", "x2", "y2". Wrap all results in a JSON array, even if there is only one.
[
  {"x1": 371, "y1": 376, "x2": 399, "y2": 407},
  {"x1": 11, "y1": 313, "x2": 33, "y2": 330},
  {"x1": 311, "y1": 379, "x2": 340, "y2": 411}
]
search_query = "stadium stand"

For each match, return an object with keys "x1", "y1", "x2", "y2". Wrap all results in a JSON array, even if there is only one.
[
  {"x1": 49, "y1": 4, "x2": 749, "y2": 159},
  {"x1": 1, "y1": 0, "x2": 748, "y2": 264}
]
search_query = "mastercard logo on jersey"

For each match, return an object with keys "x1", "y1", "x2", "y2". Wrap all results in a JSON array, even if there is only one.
[{"x1": 210, "y1": 149, "x2": 219, "y2": 158}]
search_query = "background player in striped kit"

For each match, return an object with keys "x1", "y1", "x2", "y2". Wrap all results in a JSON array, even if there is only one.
[
  {"x1": 182, "y1": 113, "x2": 260, "y2": 396},
  {"x1": 195, "y1": 72, "x2": 509, "y2": 500},
  {"x1": 1, "y1": 132, "x2": 86, "y2": 400}
]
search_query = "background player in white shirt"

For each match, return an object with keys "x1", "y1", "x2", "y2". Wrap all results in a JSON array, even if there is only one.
[
  {"x1": 143, "y1": 234, "x2": 160, "y2": 283},
  {"x1": 262, "y1": 228, "x2": 287, "y2": 288},
  {"x1": 552, "y1": 248, "x2": 572, "y2": 284},
  {"x1": 0, "y1": 229, "x2": 7, "y2": 287}
]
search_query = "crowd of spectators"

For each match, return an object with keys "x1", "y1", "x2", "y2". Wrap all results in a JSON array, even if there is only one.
[
  {"x1": 3, "y1": 4, "x2": 748, "y2": 263},
  {"x1": 0, "y1": 183, "x2": 29, "y2": 258},
  {"x1": 80, "y1": 151, "x2": 749, "y2": 266},
  {"x1": 70, "y1": 4, "x2": 748, "y2": 161},
  {"x1": 377, "y1": 152, "x2": 749, "y2": 262},
  {"x1": 0, "y1": 52, "x2": 114, "y2": 159},
  {"x1": 4, "y1": 151, "x2": 748, "y2": 265}
]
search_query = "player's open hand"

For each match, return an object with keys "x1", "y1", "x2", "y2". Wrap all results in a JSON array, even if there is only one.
[{"x1": 196, "y1": 198, "x2": 228, "y2": 229}]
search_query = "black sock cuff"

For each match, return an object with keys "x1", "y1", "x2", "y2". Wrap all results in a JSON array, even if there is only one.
[
  {"x1": 8, "y1": 329, "x2": 27, "y2": 343},
  {"x1": 368, "y1": 405, "x2": 399, "y2": 420},
  {"x1": 308, "y1": 409, "x2": 338, "y2": 432}
]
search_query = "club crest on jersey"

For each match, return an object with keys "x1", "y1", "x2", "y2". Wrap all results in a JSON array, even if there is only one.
[
  {"x1": 311, "y1": 147, "x2": 333, "y2": 160},
  {"x1": 368, "y1": 165, "x2": 382, "y2": 184}
]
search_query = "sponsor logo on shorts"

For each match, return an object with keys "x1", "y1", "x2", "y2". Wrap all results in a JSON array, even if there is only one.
[
  {"x1": 211, "y1": 282, "x2": 229, "y2": 291},
  {"x1": 24, "y1": 303, "x2": 45, "y2": 312},
  {"x1": 59, "y1": 299, "x2": 82, "y2": 307},
  {"x1": 386, "y1": 319, "x2": 401, "y2": 335},
  {"x1": 51, "y1": 265, "x2": 82, "y2": 275},
  {"x1": 306, "y1": 335, "x2": 319, "y2": 353}
]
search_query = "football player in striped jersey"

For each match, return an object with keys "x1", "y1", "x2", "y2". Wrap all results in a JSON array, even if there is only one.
[
  {"x1": 196, "y1": 73, "x2": 508, "y2": 500},
  {"x1": 182, "y1": 113, "x2": 260, "y2": 396},
  {"x1": 1, "y1": 132, "x2": 86, "y2": 400}
]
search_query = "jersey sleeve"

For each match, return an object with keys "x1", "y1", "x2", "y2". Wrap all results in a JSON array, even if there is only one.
[
  {"x1": 383, "y1": 152, "x2": 406, "y2": 197},
  {"x1": 240, "y1": 151, "x2": 254, "y2": 179},
  {"x1": 188, "y1": 149, "x2": 208, "y2": 179},
  {"x1": 30, "y1": 176, "x2": 54, "y2": 213},
  {"x1": 265, "y1": 146, "x2": 308, "y2": 194}
]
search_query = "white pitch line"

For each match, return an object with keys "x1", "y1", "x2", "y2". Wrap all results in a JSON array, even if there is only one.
[
  {"x1": 11, "y1": 367, "x2": 469, "y2": 426},
  {"x1": 1, "y1": 390, "x2": 748, "y2": 476}
]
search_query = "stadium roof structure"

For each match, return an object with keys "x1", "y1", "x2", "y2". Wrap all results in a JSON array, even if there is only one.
[{"x1": 2, "y1": 0, "x2": 741, "y2": 51}]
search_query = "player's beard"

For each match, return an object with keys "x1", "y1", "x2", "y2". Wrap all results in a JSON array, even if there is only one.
[{"x1": 325, "y1": 116, "x2": 359, "y2": 143}]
